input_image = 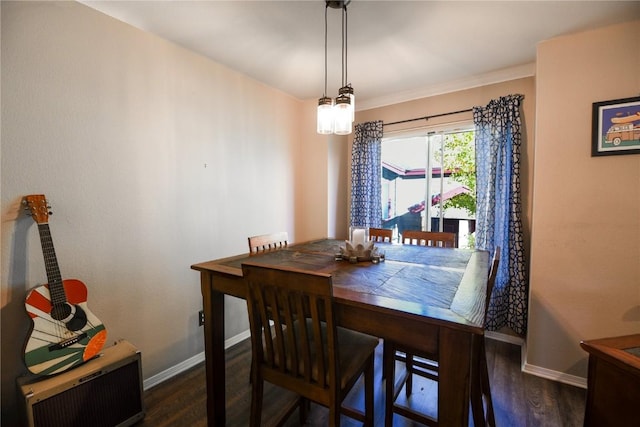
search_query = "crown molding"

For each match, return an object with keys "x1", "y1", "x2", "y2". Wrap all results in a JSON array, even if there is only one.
[{"x1": 357, "y1": 62, "x2": 536, "y2": 112}]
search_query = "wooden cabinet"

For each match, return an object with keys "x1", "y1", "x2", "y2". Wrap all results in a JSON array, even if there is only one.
[{"x1": 580, "y1": 334, "x2": 640, "y2": 426}]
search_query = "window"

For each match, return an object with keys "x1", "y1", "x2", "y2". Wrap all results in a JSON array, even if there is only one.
[{"x1": 381, "y1": 126, "x2": 476, "y2": 248}]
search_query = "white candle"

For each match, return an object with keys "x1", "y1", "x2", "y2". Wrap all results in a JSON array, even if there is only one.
[{"x1": 352, "y1": 229, "x2": 365, "y2": 245}]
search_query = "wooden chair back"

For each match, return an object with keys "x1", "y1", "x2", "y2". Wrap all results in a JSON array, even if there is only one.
[
  {"x1": 369, "y1": 227, "x2": 393, "y2": 243},
  {"x1": 485, "y1": 246, "x2": 500, "y2": 322},
  {"x1": 469, "y1": 246, "x2": 500, "y2": 427},
  {"x1": 401, "y1": 230, "x2": 457, "y2": 248},
  {"x1": 243, "y1": 264, "x2": 337, "y2": 392},
  {"x1": 242, "y1": 263, "x2": 377, "y2": 426},
  {"x1": 248, "y1": 231, "x2": 289, "y2": 254}
]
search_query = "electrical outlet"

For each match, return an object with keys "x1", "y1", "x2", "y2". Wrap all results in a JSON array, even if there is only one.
[{"x1": 198, "y1": 310, "x2": 205, "y2": 326}]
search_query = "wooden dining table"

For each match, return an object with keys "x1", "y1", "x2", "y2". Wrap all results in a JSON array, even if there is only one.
[{"x1": 191, "y1": 239, "x2": 490, "y2": 426}]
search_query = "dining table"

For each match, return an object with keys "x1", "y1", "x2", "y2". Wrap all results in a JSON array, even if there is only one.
[{"x1": 191, "y1": 238, "x2": 490, "y2": 426}]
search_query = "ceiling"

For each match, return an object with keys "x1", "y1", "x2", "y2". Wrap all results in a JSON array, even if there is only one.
[{"x1": 81, "y1": 1, "x2": 640, "y2": 110}]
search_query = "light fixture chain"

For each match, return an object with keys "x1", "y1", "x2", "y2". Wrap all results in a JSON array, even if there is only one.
[
  {"x1": 344, "y1": 4, "x2": 348, "y2": 86},
  {"x1": 341, "y1": 5, "x2": 345, "y2": 87},
  {"x1": 318, "y1": 0, "x2": 354, "y2": 135},
  {"x1": 324, "y1": 3, "x2": 328, "y2": 97}
]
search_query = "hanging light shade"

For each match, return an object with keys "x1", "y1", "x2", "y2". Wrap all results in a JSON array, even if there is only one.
[
  {"x1": 317, "y1": 0, "x2": 355, "y2": 135},
  {"x1": 339, "y1": 85, "x2": 355, "y2": 122},
  {"x1": 333, "y1": 93, "x2": 352, "y2": 135},
  {"x1": 317, "y1": 96, "x2": 335, "y2": 134}
]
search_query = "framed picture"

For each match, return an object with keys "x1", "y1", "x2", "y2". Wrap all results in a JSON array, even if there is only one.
[{"x1": 592, "y1": 96, "x2": 640, "y2": 156}]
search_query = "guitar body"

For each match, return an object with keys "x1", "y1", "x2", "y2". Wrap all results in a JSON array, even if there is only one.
[
  {"x1": 25, "y1": 279, "x2": 107, "y2": 375},
  {"x1": 22, "y1": 194, "x2": 107, "y2": 376}
]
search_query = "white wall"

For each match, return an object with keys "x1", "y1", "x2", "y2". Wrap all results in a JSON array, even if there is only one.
[
  {"x1": 1, "y1": 2, "x2": 332, "y2": 422},
  {"x1": 526, "y1": 20, "x2": 640, "y2": 385}
]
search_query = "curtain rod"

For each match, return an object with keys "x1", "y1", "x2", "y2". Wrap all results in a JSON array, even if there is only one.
[{"x1": 383, "y1": 108, "x2": 473, "y2": 127}]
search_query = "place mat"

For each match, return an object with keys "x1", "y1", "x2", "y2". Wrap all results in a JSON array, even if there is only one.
[
  {"x1": 371, "y1": 263, "x2": 464, "y2": 308},
  {"x1": 288, "y1": 239, "x2": 343, "y2": 254},
  {"x1": 288, "y1": 239, "x2": 474, "y2": 268},
  {"x1": 224, "y1": 249, "x2": 334, "y2": 272},
  {"x1": 381, "y1": 244, "x2": 473, "y2": 268}
]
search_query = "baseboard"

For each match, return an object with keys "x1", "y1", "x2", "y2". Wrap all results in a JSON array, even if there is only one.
[
  {"x1": 522, "y1": 362, "x2": 587, "y2": 389},
  {"x1": 144, "y1": 328, "x2": 589, "y2": 392},
  {"x1": 485, "y1": 330, "x2": 525, "y2": 346},
  {"x1": 485, "y1": 330, "x2": 527, "y2": 370},
  {"x1": 144, "y1": 329, "x2": 522, "y2": 390},
  {"x1": 143, "y1": 351, "x2": 205, "y2": 391},
  {"x1": 142, "y1": 329, "x2": 251, "y2": 391},
  {"x1": 485, "y1": 331, "x2": 587, "y2": 389}
]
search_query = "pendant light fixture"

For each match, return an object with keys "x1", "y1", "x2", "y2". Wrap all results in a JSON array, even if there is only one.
[
  {"x1": 317, "y1": 3, "x2": 334, "y2": 134},
  {"x1": 317, "y1": 0, "x2": 355, "y2": 135}
]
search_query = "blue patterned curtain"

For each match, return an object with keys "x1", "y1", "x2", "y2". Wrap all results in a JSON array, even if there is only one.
[
  {"x1": 474, "y1": 94, "x2": 528, "y2": 335},
  {"x1": 350, "y1": 121, "x2": 384, "y2": 228}
]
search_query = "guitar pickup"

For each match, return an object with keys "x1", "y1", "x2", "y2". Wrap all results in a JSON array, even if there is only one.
[{"x1": 49, "y1": 332, "x2": 87, "y2": 352}]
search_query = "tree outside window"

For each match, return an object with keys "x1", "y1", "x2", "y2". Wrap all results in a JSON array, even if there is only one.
[{"x1": 381, "y1": 128, "x2": 476, "y2": 248}]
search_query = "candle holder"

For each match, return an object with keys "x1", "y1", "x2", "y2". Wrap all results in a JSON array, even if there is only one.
[
  {"x1": 335, "y1": 240, "x2": 384, "y2": 263},
  {"x1": 349, "y1": 226, "x2": 369, "y2": 246}
]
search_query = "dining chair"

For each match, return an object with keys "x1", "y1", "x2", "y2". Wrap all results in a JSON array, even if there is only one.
[
  {"x1": 469, "y1": 246, "x2": 500, "y2": 427},
  {"x1": 245, "y1": 230, "x2": 289, "y2": 386},
  {"x1": 382, "y1": 230, "x2": 456, "y2": 383},
  {"x1": 383, "y1": 229, "x2": 456, "y2": 394},
  {"x1": 247, "y1": 231, "x2": 289, "y2": 253},
  {"x1": 242, "y1": 263, "x2": 378, "y2": 427},
  {"x1": 369, "y1": 227, "x2": 393, "y2": 243},
  {"x1": 401, "y1": 230, "x2": 457, "y2": 248},
  {"x1": 245, "y1": 231, "x2": 290, "y2": 384},
  {"x1": 384, "y1": 247, "x2": 500, "y2": 427}
]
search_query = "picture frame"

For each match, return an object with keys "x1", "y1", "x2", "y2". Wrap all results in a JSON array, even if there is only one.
[{"x1": 591, "y1": 96, "x2": 640, "y2": 156}]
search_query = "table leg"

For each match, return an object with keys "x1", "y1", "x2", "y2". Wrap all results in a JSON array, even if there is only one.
[
  {"x1": 438, "y1": 327, "x2": 472, "y2": 426},
  {"x1": 201, "y1": 273, "x2": 226, "y2": 426}
]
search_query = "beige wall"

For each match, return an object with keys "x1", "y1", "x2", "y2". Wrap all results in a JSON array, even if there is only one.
[
  {"x1": 0, "y1": 2, "x2": 329, "y2": 422},
  {"x1": 526, "y1": 20, "x2": 640, "y2": 384},
  {"x1": 295, "y1": 99, "x2": 349, "y2": 241}
]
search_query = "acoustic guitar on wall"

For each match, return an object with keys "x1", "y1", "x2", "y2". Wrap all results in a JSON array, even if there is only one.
[{"x1": 23, "y1": 194, "x2": 107, "y2": 376}]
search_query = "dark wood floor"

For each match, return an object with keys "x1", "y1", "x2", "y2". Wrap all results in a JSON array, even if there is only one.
[{"x1": 137, "y1": 337, "x2": 586, "y2": 426}]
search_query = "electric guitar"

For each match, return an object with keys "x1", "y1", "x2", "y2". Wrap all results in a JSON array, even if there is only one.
[{"x1": 23, "y1": 194, "x2": 107, "y2": 376}]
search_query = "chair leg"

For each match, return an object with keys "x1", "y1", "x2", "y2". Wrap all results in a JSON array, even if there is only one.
[
  {"x1": 249, "y1": 376, "x2": 264, "y2": 427},
  {"x1": 405, "y1": 352, "x2": 414, "y2": 396},
  {"x1": 384, "y1": 343, "x2": 395, "y2": 427},
  {"x1": 364, "y1": 356, "x2": 374, "y2": 427},
  {"x1": 470, "y1": 366, "x2": 484, "y2": 426},
  {"x1": 298, "y1": 397, "x2": 310, "y2": 425},
  {"x1": 470, "y1": 336, "x2": 485, "y2": 427},
  {"x1": 383, "y1": 343, "x2": 399, "y2": 427},
  {"x1": 382, "y1": 340, "x2": 391, "y2": 380},
  {"x1": 480, "y1": 341, "x2": 496, "y2": 427},
  {"x1": 329, "y1": 400, "x2": 341, "y2": 427},
  {"x1": 470, "y1": 336, "x2": 496, "y2": 427}
]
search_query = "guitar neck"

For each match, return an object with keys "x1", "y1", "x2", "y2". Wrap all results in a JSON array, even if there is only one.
[{"x1": 37, "y1": 224, "x2": 66, "y2": 305}]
